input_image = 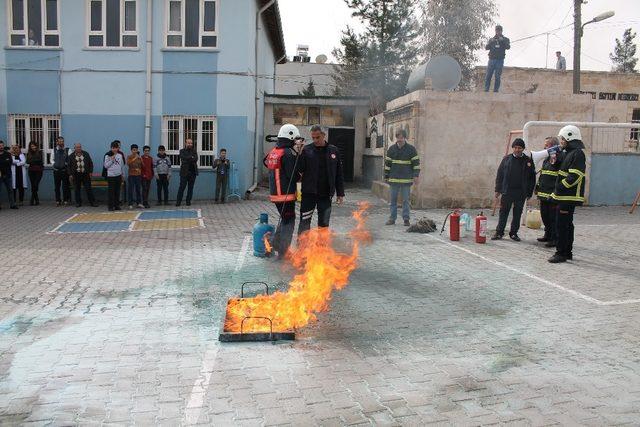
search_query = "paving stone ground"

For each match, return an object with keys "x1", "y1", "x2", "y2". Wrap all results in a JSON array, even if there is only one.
[{"x1": 1, "y1": 188, "x2": 639, "y2": 426}]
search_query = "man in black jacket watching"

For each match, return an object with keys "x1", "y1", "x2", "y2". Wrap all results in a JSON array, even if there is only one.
[
  {"x1": 492, "y1": 138, "x2": 536, "y2": 241},
  {"x1": 484, "y1": 25, "x2": 510, "y2": 92},
  {"x1": 0, "y1": 141, "x2": 17, "y2": 209},
  {"x1": 176, "y1": 138, "x2": 199, "y2": 207},
  {"x1": 68, "y1": 143, "x2": 97, "y2": 207},
  {"x1": 297, "y1": 125, "x2": 345, "y2": 235}
]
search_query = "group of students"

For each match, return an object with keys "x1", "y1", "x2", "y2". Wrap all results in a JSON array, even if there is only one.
[
  {"x1": 493, "y1": 125, "x2": 587, "y2": 264},
  {"x1": 0, "y1": 140, "x2": 46, "y2": 209},
  {"x1": 0, "y1": 136, "x2": 232, "y2": 211},
  {"x1": 101, "y1": 138, "x2": 231, "y2": 211}
]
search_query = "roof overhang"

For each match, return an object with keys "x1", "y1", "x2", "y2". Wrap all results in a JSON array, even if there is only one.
[{"x1": 258, "y1": 0, "x2": 287, "y2": 63}]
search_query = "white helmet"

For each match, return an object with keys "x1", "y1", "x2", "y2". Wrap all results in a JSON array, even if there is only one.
[
  {"x1": 558, "y1": 125, "x2": 582, "y2": 142},
  {"x1": 277, "y1": 124, "x2": 301, "y2": 141}
]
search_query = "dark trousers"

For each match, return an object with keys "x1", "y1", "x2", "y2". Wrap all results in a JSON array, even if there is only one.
[
  {"x1": 128, "y1": 175, "x2": 142, "y2": 205},
  {"x1": 74, "y1": 172, "x2": 95, "y2": 205},
  {"x1": 496, "y1": 193, "x2": 525, "y2": 236},
  {"x1": 176, "y1": 175, "x2": 196, "y2": 204},
  {"x1": 13, "y1": 187, "x2": 24, "y2": 203},
  {"x1": 274, "y1": 201, "x2": 296, "y2": 256},
  {"x1": 540, "y1": 200, "x2": 558, "y2": 241},
  {"x1": 556, "y1": 204, "x2": 576, "y2": 257},
  {"x1": 298, "y1": 194, "x2": 332, "y2": 235},
  {"x1": 142, "y1": 178, "x2": 151, "y2": 206},
  {"x1": 107, "y1": 176, "x2": 122, "y2": 209},
  {"x1": 1, "y1": 175, "x2": 16, "y2": 207},
  {"x1": 215, "y1": 175, "x2": 228, "y2": 202},
  {"x1": 53, "y1": 169, "x2": 71, "y2": 203},
  {"x1": 29, "y1": 170, "x2": 43, "y2": 204},
  {"x1": 485, "y1": 59, "x2": 504, "y2": 92},
  {"x1": 156, "y1": 174, "x2": 169, "y2": 203}
]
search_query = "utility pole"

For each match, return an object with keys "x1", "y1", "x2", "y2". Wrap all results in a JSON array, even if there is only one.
[{"x1": 572, "y1": 0, "x2": 582, "y2": 94}]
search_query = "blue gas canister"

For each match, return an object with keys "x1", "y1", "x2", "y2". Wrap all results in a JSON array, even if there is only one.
[{"x1": 253, "y1": 213, "x2": 275, "y2": 257}]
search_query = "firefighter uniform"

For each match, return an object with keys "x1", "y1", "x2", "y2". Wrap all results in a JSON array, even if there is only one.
[
  {"x1": 535, "y1": 155, "x2": 560, "y2": 244},
  {"x1": 549, "y1": 126, "x2": 586, "y2": 263},
  {"x1": 264, "y1": 124, "x2": 301, "y2": 259},
  {"x1": 384, "y1": 140, "x2": 420, "y2": 225}
]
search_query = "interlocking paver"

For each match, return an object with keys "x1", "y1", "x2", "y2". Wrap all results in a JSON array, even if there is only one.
[{"x1": 1, "y1": 188, "x2": 640, "y2": 424}]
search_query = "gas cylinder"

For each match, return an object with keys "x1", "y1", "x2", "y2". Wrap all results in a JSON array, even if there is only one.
[
  {"x1": 253, "y1": 213, "x2": 275, "y2": 257},
  {"x1": 449, "y1": 210, "x2": 460, "y2": 241},
  {"x1": 475, "y1": 211, "x2": 487, "y2": 244}
]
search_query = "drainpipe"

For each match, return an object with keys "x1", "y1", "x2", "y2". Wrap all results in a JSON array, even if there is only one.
[
  {"x1": 144, "y1": 0, "x2": 153, "y2": 148},
  {"x1": 248, "y1": 0, "x2": 276, "y2": 195}
]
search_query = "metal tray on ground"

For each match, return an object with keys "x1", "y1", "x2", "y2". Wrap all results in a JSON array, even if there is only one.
[{"x1": 218, "y1": 282, "x2": 296, "y2": 342}]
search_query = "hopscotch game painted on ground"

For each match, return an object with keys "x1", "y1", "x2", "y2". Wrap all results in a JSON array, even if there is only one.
[{"x1": 50, "y1": 210, "x2": 205, "y2": 234}]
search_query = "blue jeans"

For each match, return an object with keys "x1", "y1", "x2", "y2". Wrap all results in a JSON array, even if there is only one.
[
  {"x1": 485, "y1": 59, "x2": 504, "y2": 92},
  {"x1": 128, "y1": 175, "x2": 142, "y2": 205},
  {"x1": 389, "y1": 183, "x2": 411, "y2": 221},
  {"x1": 0, "y1": 175, "x2": 15, "y2": 207}
]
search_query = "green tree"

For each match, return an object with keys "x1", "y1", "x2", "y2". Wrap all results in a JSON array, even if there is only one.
[
  {"x1": 610, "y1": 28, "x2": 638, "y2": 73},
  {"x1": 420, "y1": 0, "x2": 497, "y2": 88},
  {"x1": 299, "y1": 79, "x2": 317, "y2": 96},
  {"x1": 333, "y1": 0, "x2": 422, "y2": 113}
]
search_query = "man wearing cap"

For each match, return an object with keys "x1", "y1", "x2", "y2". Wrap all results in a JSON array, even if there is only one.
[
  {"x1": 484, "y1": 25, "x2": 511, "y2": 92},
  {"x1": 492, "y1": 138, "x2": 536, "y2": 241}
]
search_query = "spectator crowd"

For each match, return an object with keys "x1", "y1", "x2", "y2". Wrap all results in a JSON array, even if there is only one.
[{"x1": 0, "y1": 137, "x2": 231, "y2": 211}]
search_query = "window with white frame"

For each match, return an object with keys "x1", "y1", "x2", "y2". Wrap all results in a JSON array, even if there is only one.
[
  {"x1": 8, "y1": 115, "x2": 61, "y2": 165},
  {"x1": 87, "y1": 0, "x2": 138, "y2": 47},
  {"x1": 166, "y1": 0, "x2": 218, "y2": 48},
  {"x1": 8, "y1": 0, "x2": 60, "y2": 47},
  {"x1": 162, "y1": 116, "x2": 217, "y2": 168}
]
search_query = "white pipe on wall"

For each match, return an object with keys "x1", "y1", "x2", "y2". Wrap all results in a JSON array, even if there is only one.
[{"x1": 144, "y1": 0, "x2": 153, "y2": 148}]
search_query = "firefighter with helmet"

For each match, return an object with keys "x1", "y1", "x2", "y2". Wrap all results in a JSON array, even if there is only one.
[
  {"x1": 548, "y1": 125, "x2": 586, "y2": 263},
  {"x1": 264, "y1": 124, "x2": 303, "y2": 259}
]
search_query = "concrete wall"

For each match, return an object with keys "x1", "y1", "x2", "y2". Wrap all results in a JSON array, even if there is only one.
[
  {"x1": 0, "y1": 0, "x2": 281, "y2": 201},
  {"x1": 473, "y1": 67, "x2": 640, "y2": 100},
  {"x1": 378, "y1": 91, "x2": 597, "y2": 208},
  {"x1": 275, "y1": 62, "x2": 338, "y2": 96}
]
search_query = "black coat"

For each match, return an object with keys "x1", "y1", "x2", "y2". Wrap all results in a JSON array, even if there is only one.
[
  {"x1": 299, "y1": 143, "x2": 345, "y2": 198},
  {"x1": 495, "y1": 154, "x2": 536, "y2": 199},
  {"x1": 0, "y1": 148, "x2": 12, "y2": 178},
  {"x1": 550, "y1": 140, "x2": 586, "y2": 206},
  {"x1": 535, "y1": 156, "x2": 560, "y2": 200},
  {"x1": 67, "y1": 150, "x2": 94, "y2": 174},
  {"x1": 179, "y1": 148, "x2": 199, "y2": 178}
]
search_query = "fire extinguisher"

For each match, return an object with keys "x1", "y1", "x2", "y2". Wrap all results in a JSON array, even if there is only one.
[
  {"x1": 440, "y1": 209, "x2": 461, "y2": 241},
  {"x1": 475, "y1": 211, "x2": 487, "y2": 244}
]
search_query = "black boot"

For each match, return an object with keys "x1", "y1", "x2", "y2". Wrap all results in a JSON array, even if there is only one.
[
  {"x1": 30, "y1": 195, "x2": 35, "y2": 206},
  {"x1": 34, "y1": 193, "x2": 40, "y2": 205},
  {"x1": 548, "y1": 253, "x2": 567, "y2": 263}
]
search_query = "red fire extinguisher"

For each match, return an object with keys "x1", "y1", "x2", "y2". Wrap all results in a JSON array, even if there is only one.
[
  {"x1": 475, "y1": 211, "x2": 487, "y2": 244},
  {"x1": 449, "y1": 210, "x2": 460, "y2": 241}
]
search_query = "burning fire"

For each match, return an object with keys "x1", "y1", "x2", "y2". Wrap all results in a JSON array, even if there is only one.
[
  {"x1": 263, "y1": 233, "x2": 273, "y2": 255},
  {"x1": 225, "y1": 202, "x2": 371, "y2": 333}
]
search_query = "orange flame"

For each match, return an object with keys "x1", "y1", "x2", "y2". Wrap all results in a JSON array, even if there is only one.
[
  {"x1": 225, "y1": 202, "x2": 371, "y2": 333},
  {"x1": 264, "y1": 233, "x2": 273, "y2": 254}
]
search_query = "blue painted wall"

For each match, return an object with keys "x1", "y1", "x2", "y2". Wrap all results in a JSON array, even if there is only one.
[
  {"x1": 0, "y1": 0, "x2": 279, "y2": 201},
  {"x1": 589, "y1": 154, "x2": 640, "y2": 206}
]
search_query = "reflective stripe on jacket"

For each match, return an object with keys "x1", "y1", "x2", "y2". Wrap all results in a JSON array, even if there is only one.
[
  {"x1": 536, "y1": 157, "x2": 560, "y2": 200},
  {"x1": 384, "y1": 142, "x2": 420, "y2": 184},
  {"x1": 550, "y1": 140, "x2": 586, "y2": 205}
]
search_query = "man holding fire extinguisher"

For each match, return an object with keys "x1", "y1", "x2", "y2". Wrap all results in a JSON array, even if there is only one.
[{"x1": 492, "y1": 138, "x2": 536, "y2": 241}]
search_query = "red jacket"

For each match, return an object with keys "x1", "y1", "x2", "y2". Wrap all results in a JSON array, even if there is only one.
[{"x1": 141, "y1": 155, "x2": 154, "y2": 180}]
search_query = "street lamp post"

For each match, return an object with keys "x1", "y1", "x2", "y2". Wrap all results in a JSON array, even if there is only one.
[{"x1": 573, "y1": 5, "x2": 615, "y2": 94}]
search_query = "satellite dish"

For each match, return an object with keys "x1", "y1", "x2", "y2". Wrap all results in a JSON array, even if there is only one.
[
  {"x1": 315, "y1": 54, "x2": 328, "y2": 64},
  {"x1": 406, "y1": 55, "x2": 462, "y2": 92}
]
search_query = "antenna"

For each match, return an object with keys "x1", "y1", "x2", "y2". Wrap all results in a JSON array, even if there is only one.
[{"x1": 315, "y1": 54, "x2": 328, "y2": 64}]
